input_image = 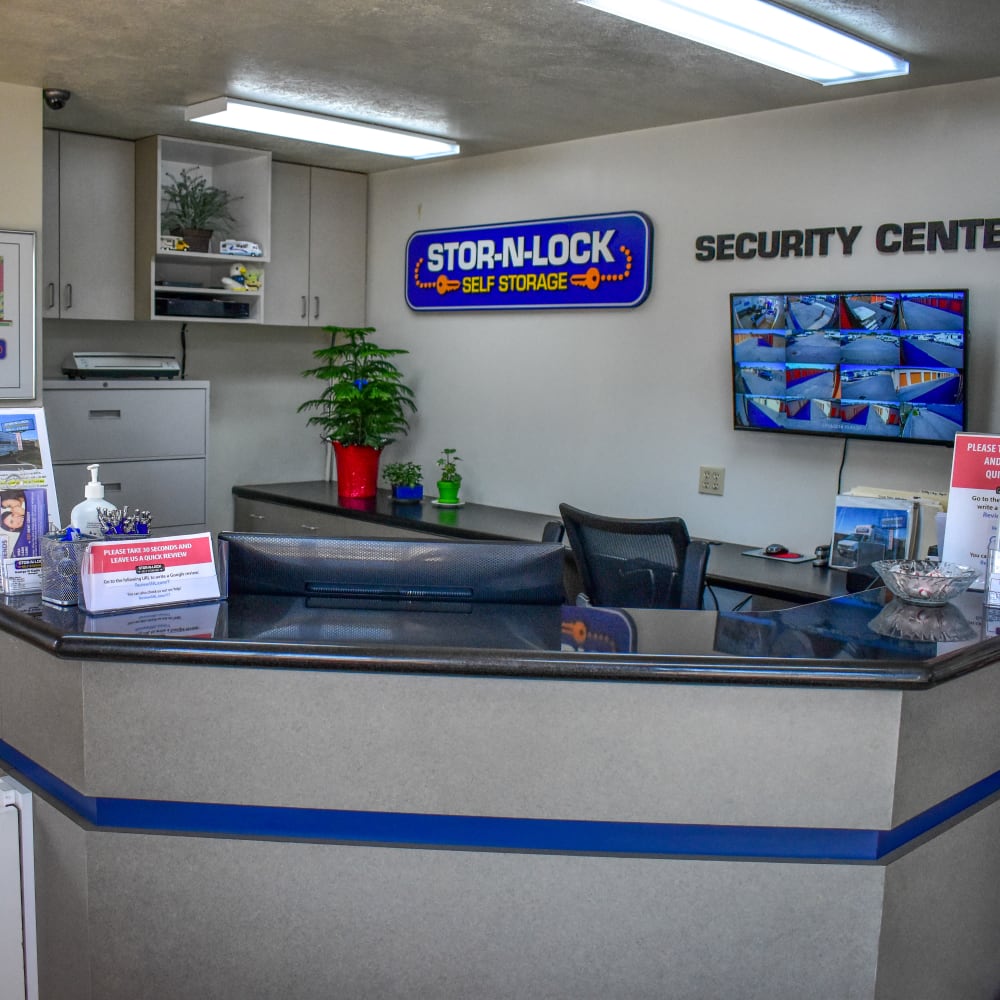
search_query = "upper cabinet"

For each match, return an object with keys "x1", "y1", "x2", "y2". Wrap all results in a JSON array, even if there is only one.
[
  {"x1": 263, "y1": 162, "x2": 367, "y2": 327},
  {"x1": 42, "y1": 130, "x2": 135, "y2": 321},
  {"x1": 134, "y1": 135, "x2": 272, "y2": 323}
]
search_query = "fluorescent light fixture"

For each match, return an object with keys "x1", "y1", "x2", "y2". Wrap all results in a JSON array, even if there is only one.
[
  {"x1": 577, "y1": 0, "x2": 908, "y2": 85},
  {"x1": 186, "y1": 97, "x2": 460, "y2": 159}
]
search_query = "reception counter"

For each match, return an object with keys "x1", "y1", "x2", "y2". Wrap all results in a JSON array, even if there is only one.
[{"x1": 2, "y1": 586, "x2": 1000, "y2": 999}]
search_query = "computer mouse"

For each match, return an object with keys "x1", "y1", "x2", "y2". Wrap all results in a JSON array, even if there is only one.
[{"x1": 764, "y1": 543, "x2": 789, "y2": 556}]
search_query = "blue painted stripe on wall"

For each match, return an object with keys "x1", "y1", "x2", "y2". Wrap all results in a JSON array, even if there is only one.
[{"x1": 2, "y1": 739, "x2": 996, "y2": 862}]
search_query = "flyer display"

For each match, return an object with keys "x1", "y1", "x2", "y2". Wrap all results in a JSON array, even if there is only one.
[
  {"x1": 941, "y1": 431, "x2": 1000, "y2": 588},
  {"x1": 0, "y1": 407, "x2": 61, "y2": 594},
  {"x1": 78, "y1": 532, "x2": 221, "y2": 614}
]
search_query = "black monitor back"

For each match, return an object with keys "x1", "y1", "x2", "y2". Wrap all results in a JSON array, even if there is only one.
[{"x1": 217, "y1": 532, "x2": 566, "y2": 604}]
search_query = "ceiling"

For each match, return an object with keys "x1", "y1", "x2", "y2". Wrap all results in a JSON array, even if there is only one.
[{"x1": 5, "y1": 0, "x2": 1000, "y2": 175}]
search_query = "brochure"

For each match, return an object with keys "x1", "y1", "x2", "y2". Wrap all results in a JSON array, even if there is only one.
[
  {"x1": 0, "y1": 408, "x2": 61, "y2": 594},
  {"x1": 829, "y1": 494, "x2": 916, "y2": 572}
]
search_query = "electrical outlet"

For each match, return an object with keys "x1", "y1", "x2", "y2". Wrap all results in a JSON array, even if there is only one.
[{"x1": 698, "y1": 466, "x2": 725, "y2": 496}]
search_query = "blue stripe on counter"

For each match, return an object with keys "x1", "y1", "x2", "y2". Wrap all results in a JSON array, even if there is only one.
[{"x1": 3, "y1": 739, "x2": 999, "y2": 862}]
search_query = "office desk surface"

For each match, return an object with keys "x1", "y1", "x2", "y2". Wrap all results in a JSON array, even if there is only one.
[
  {"x1": 3, "y1": 586, "x2": 995, "y2": 689},
  {"x1": 232, "y1": 482, "x2": 848, "y2": 604}
]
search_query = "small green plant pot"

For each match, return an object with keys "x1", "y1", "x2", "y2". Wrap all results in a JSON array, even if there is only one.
[{"x1": 436, "y1": 480, "x2": 461, "y2": 505}]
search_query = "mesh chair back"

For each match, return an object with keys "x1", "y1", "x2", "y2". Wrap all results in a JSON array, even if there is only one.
[{"x1": 558, "y1": 504, "x2": 709, "y2": 609}]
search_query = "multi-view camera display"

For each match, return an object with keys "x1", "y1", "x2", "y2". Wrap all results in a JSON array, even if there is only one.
[{"x1": 731, "y1": 289, "x2": 967, "y2": 444}]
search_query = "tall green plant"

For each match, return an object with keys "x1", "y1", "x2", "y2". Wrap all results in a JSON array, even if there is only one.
[
  {"x1": 161, "y1": 167, "x2": 240, "y2": 232},
  {"x1": 298, "y1": 326, "x2": 417, "y2": 448}
]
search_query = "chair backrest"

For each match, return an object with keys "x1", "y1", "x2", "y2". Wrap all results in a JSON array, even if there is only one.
[{"x1": 557, "y1": 503, "x2": 709, "y2": 610}]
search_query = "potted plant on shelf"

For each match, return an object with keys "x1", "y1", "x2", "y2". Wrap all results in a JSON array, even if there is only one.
[
  {"x1": 161, "y1": 167, "x2": 241, "y2": 253},
  {"x1": 383, "y1": 461, "x2": 424, "y2": 503},
  {"x1": 435, "y1": 448, "x2": 463, "y2": 505},
  {"x1": 299, "y1": 325, "x2": 417, "y2": 498}
]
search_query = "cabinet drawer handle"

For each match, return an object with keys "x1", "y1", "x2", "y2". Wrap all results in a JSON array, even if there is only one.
[
  {"x1": 300, "y1": 523, "x2": 319, "y2": 532},
  {"x1": 64, "y1": 283, "x2": 73, "y2": 310},
  {"x1": 103, "y1": 482, "x2": 123, "y2": 493},
  {"x1": 247, "y1": 513, "x2": 265, "y2": 520},
  {"x1": 46, "y1": 282, "x2": 56, "y2": 309},
  {"x1": 88, "y1": 409, "x2": 122, "y2": 420},
  {"x1": 313, "y1": 296, "x2": 320, "y2": 320},
  {"x1": 300, "y1": 295, "x2": 307, "y2": 319}
]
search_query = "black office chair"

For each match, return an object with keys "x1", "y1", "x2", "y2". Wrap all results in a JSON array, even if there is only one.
[{"x1": 558, "y1": 503, "x2": 709, "y2": 610}]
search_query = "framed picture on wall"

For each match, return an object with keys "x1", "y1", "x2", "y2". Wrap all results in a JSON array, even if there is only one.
[{"x1": 0, "y1": 230, "x2": 36, "y2": 399}]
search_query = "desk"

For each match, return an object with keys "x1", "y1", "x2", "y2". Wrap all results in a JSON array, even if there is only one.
[
  {"x1": 705, "y1": 540, "x2": 851, "y2": 604},
  {"x1": 2, "y1": 590, "x2": 1000, "y2": 999},
  {"x1": 232, "y1": 482, "x2": 850, "y2": 605}
]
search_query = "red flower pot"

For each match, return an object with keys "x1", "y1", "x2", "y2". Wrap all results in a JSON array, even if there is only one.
[{"x1": 332, "y1": 442, "x2": 382, "y2": 498}]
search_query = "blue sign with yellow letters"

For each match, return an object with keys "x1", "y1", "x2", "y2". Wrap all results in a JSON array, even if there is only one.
[{"x1": 405, "y1": 211, "x2": 653, "y2": 311}]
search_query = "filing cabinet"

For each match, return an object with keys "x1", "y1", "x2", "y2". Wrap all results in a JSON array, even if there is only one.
[{"x1": 43, "y1": 380, "x2": 210, "y2": 534}]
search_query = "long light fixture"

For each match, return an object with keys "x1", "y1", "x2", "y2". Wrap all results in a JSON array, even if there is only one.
[
  {"x1": 577, "y1": 0, "x2": 908, "y2": 85},
  {"x1": 186, "y1": 97, "x2": 460, "y2": 159}
]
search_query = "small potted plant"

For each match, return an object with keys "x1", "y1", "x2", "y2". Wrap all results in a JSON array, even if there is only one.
[
  {"x1": 435, "y1": 448, "x2": 463, "y2": 505},
  {"x1": 161, "y1": 167, "x2": 241, "y2": 252},
  {"x1": 383, "y1": 461, "x2": 424, "y2": 503},
  {"x1": 299, "y1": 326, "x2": 417, "y2": 498}
]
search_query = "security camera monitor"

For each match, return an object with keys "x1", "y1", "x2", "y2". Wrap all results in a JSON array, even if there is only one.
[{"x1": 731, "y1": 289, "x2": 968, "y2": 445}]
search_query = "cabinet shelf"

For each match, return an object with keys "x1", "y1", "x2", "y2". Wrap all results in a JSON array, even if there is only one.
[
  {"x1": 136, "y1": 135, "x2": 271, "y2": 323},
  {"x1": 154, "y1": 285, "x2": 261, "y2": 298}
]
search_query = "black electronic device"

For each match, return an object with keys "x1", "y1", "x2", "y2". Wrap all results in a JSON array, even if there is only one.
[
  {"x1": 154, "y1": 297, "x2": 251, "y2": 319},
  {"x1": 217, "y1": 533, "x2": 567, "y2": 605},
  {"x1": 730, "y1": 289, "x2": 968, "y2": 444}
]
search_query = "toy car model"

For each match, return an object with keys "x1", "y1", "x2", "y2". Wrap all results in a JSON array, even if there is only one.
[{"x1": 219, "y1": 240, "x2": 262, "y2": 257}]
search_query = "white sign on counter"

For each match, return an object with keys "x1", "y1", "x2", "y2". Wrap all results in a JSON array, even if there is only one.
[
  {"x1": 78, "y1": 532, "x2": 220, "y2": 614},
  {"x1": 941, "y1": 431, "x2": 1000, "y2": 588}
]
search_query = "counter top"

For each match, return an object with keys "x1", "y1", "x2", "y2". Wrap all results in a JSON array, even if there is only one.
[
  {"x1": 233, "y1": 481, "x2": 559, "y2": 541},
  {"x1": 4, "y1": 586, "x2": 998, "y2": 689}
]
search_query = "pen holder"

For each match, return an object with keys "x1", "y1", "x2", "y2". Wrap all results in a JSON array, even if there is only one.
[{"x1": 41, "y1": 531, "x2": 99, "y2": 606}]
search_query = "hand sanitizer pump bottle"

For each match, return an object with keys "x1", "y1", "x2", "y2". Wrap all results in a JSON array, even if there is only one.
[{"x1": 70, "y1": 464, "x2": 116, "y2": 537}]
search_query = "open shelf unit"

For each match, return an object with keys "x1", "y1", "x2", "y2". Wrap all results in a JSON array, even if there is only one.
[{"x1": 135, "y1": 135, "x2": 271, "y2": 322}]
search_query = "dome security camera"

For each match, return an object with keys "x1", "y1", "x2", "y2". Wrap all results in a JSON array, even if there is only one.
[{"x1": 43, "y1": 89, "x2": 71, "y2": 111}]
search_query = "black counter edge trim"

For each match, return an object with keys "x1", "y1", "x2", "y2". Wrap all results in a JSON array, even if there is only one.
[
  {"x1": 18, "y1": 623, "x2": 944, "y2": 686},
  {"x1": 4, "y1": 739, "x2": 999, "y2": 862}
]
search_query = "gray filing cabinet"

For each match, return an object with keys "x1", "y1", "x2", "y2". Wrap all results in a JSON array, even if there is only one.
[{"x1": 43, "y1": 379, "x2": 210, "y2": 534}]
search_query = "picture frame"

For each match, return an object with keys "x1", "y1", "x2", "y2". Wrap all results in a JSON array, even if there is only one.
[{"x1": 0, "y1": 230, "x2": 37, "y2": 398}]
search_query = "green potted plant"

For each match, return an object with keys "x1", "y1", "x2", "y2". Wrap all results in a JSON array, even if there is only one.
[
  {"x1": 161, "y1": 167, "x2": 241, "y2": 252},
  {"x1": 299, "y1": 326, "x2": 417, "y2": 498},
  {"x1": 383, "y1": 461, "x2": 424, "y2": 503},
  {"x1": 435, "y1": 447, "x2": 463, "y2": 505}
]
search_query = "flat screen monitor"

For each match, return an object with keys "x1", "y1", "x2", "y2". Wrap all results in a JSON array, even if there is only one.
[
  {"x1": 217, "y1": 533, "x2": 567, "y2": 605},
  {"x1": 731, "y1": 289, "x2": 968, "y2": 444}
]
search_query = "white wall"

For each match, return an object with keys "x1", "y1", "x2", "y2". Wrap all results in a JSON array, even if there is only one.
[
  {"x1": 368, "y1": 77, "x2": 1000, "y2": 554},
  {"x1": 0, "y1": 82, "x2": 42, "y2": 401},
  {"x1": 41, "y1": 320, "x2": 330, "y2": 534}
]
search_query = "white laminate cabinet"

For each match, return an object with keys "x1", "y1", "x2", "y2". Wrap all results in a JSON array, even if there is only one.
[
  {"x1": 263, "y1": 162, "x2": 367, "y2": 327},
  {"x1": 134, "y1": 135, "x2": 271, "y2": 323},
  {"x1": 43, "y1": 380, "x2": 210, "y2": 534},
  {"x1": 42, "y1": 130, "x2": 135, "y2": 321}
]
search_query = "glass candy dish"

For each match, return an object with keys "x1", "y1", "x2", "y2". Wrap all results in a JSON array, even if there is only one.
[
  {"x1": 868, "y1": 598, "x2": 976, "y2": 642},
  {"x1": 872, "y1": 559, "x2": 978, "y2": 607}
]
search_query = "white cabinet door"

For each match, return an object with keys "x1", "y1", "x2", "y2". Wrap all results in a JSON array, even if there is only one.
[
  {"x1": 41, "y1": 130, "x2": 61, "y2": 318},
  {"x1": 43, "y1": 131, "x2": 135, "y2": 321},
  {"x1": 309, "y1": 167, "x2": 367, "y2": 328},
  {"x1": 262, "y1": 162, "x2": 311, "y2": 325},
  {"x1": 264, "y1": 163, "x2": 367, "y2": 327}
]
